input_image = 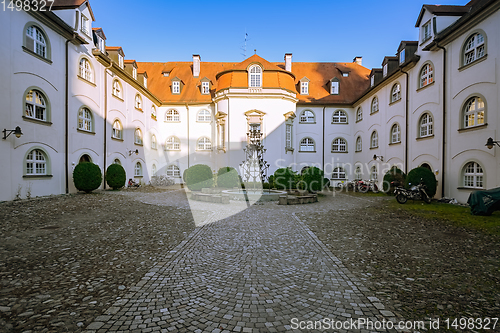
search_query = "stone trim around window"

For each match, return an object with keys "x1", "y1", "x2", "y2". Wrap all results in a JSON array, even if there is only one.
[{"x1": 22, "y1": 116, "x2": 52, "y2": 126}]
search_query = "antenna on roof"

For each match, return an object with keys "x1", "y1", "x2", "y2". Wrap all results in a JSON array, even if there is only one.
[{"x1": 240, "y1": 30, "x2": 250, "y2": 59}]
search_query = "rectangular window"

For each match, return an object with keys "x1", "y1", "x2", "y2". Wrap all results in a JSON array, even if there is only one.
[
  {"x1": 399, "y1": 49, "x2": 405, "y2": 64},
  {"x1": 383, "y1": 64, "x2": 388, "y2": 77},
  {"x1": 81, "y1": 16, "x2": 89, "y2": 35},
  {"x1": 301, "y1": 82, "x2": 308, "y2": 95},
  {"x1": 202, "y1": 82, "x2": 209, "y2": 94},
  {"x1": 331, "y1": 82, "x2": 339, "y2": 95},
  {"x1": 172, "y1": 81, "x2": 180, "y2": 94},
  {"x1": 132, "y1": 68, "x2": 137, "y2": 79},
  {"x1": 422, "y1": 21, "x2": 431, "y2": 41},
  {"x1": 285, "y1": 124, "x2": 292, "y2": 149},
  {"x1": 118, "y1": 55, "x2": 124, "y2": 68},
  {"x1": 342, "y1": 73, "x2": 349, "y2": 77},
  {"x1": 370, "y1": 76, "x2": 374, "y2": 87}
]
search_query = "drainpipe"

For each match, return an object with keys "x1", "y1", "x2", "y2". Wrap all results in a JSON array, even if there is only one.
[
  {"x1": 65, "y1": 35, "x2": 75, "y2": 194},
  {"x1": 400, "y1": 68, "x2": 409, "y2": 174},
  {"x1": 186, "y1": 103, "x2": 190, "y2": 168},
  {"x1": 436, "y1": 43, "x2": 446, "y2": 198},
  {"x1": 103, "y1": 61, "x2": 113, "y2": 189},
  {"x1": 322, "y1": 106, "x2": 326, "y2": 172}
]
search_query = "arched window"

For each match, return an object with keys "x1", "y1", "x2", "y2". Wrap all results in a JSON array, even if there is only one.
[
  {"x1": 135, "y1": 94, "x2": 142, "y2": 110},
  {"x1": 113, "y1": 159, "x2": 121, "y2": 165},
  {"x1": 152, "y1": 164, "x2": 157, "y2": 176},
  {"x1": 134, "y1": 162, "x2": 142, "y2": 177},
  {"x1": 79, "y1": 154, "x2": 91, "y2": 163},
  {"x1": 112, "y1": 80, "x2": 122, "y2": 98},
  {"x1": 463, "y1": 96, "x2": 485, "y2": 128},
  {"x1": 331, "y1": 167, "x2": 346, "y2": 179},
  {"x1": 112, "y1": 120, "x2": 122, "y2": 139},
  {"x1": 419, "y1": 63, "x2": 433, "y2": 88},
  {"x1": 370, "y1": 165, "x2": 378, "y2": 181},
  {"x1": 197, "y1": 137, "x2": 212, "y2": 150},
  {"x1": 25, "y1": 25, "x2": 48, "y2": 58},
  {"x1": 165, "y1": 136, "x2": 180, "y2": 150},
  {"x1": 78, "y1": 107, "x2": 93, "y2": 132},
  {"x1": 331, "y1": 138, "x2": 347, "y2": 152},
  {"x1": 79, "y1": 58, "x2": 93, "y2": 82},
  {"x1": 419, "y1": 113, "x2": 433, "y2": 137},
  {"x1": 391, "y1": 124, "x2": 401, "y2": 143},
  {"x1": 371, "y1": 96, "x2": 379, "y2": 114},
  {"x1": 391, "y1": 83, "x2": 401, "y2": 103},
  {"x1": 134, "y1": 128, "x2": 143, "y2": 145},
  {"x1": 25, "y1": 89, "x2": 48, "y2": 121},
  {"x1": 463, "y1": 32, "x2": 485, "y2": 66},
  {"x1": 300, "y1": 110, "x2": 315, "y2": 123},
  {"x1": 25, "y1": 149, "x2": 47, "y2": 175},
  {"x1": 355, "y1": 136, "x2": 362, "y2": 152},
  {"x1": 166, "y1": 109, "x2": 180, "y2": 122},
  {"x1": 355, "y1": 166, "x2": 362, "y2": 180},
  {"x1": 167, "y1": 165, "x2": 181, "y2": 177},
  {"x1": 299, "y1": 138, "x2": 315, "y2": 152},
  {"x1": 197, "y1": 109, "x2": 211, "y2": 122},
  {"x1": 151, "y1": 135, "x2": 157, "y2": 149},
  {"x1": 463, "y1": 162, "x2": 483, "y2": 188},
  {"x1": 332, "y1": 110, "x2": 347, "y2": 123},
  {"x1": 356, "y1": 107, "x2": 363, "y2": 122},
  {"x1": 151, "y1": 106, "x2": 157, "y2": 119},
  {"x1": 370, "y1": 131, "x2": 378, "y2": 148},
  {"x1": 249, "y1": 65, "x2": 262, "y2": 87}
]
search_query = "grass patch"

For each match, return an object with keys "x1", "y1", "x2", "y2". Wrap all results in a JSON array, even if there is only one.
[{"x1": 386, "y1": 199, "x2": 500, "y2": 236}]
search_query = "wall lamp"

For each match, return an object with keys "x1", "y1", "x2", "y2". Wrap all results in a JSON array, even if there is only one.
[
  {"x1": 2, "y1": 126, "x2": 23, "y2": 140},
  {"x1": 485, "y1": 137, "x2": 500, "y2": 149},
  {"x1": 128, "y1": 149, "x2": 139, "y2": 156},
  {"x1": 373, "y1": 154, "x2": 384, "y2": 161}
]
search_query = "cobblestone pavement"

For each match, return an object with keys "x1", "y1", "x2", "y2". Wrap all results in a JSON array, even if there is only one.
[{"x1": 84, "y1": 192, "x2": 398, "y2": 333}]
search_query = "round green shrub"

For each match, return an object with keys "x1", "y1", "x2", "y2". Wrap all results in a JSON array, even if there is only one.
[
  {"x1": 382, "y1": 166, "x2": 406, "y2": 194},
  {"x1": 73, "y1": 162, "x2": 102, "y2": 193},
  {"x1": 268, "y1": 175, "x2": 275, "y2": 188},
  {"x1": 299, "y1": 167, "x2": 325, "y2": 192},
  {"x1": 106, "y1": 163, "x2": 126, "y2": 190},
  {"x1": 406, "y1": 167, "x2": 437, "y2": 198},
  {"x1": 183, "y1": 164, "x2": 213, "y2": 191},
  {"x1": 217, "y1": 167, "x2": 240, "y2": 188},
  {"x1": 273, "y1": 168, "x2": 297, "y2": 190}
]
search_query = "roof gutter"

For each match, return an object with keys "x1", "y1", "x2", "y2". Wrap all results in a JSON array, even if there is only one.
[
  {"x1": 103, "y1": 59, "x2": 114, "y2": 190},
  {"x1": 400, "y1": 68, "x2": 409, "y2": 174},
  {"x1": 65, "y1": 34, "x2": 76, "y2": 194},
  {"x1": 436, "y1": 42, "x2": 447, "y2": 198}
]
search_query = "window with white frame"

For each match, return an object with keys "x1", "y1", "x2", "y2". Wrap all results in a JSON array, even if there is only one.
[
  {"x1": 134, "y1": 162, "x2": 142, "y2": 177},
  {"x1": 332, "y1": 138, "x2": 347, "y2": 152},
  {"x1": 112, "y1": 80, "x2": 122, "y2": 98},
  {"x1": 300, "y1": 110, "x2": 315, "y2": 123},
  {"x1": 371, "y1": 96, "x2": 379, "y2": 114},
  {"x1": 331, "y1": 81, "x2": 339, "y2": 94},
  {"x1": 383, "y1": 64, "x2": 388, "y2": 77},
  {"x1": 25, "y1": 89, "x2": 48, "y2": 121},
  {"x1": 355, "y1": 136, "x2": 362, "y2": 152},
  {"x1": 370, "y1": 75, "x2": 375, "y2": 87},
  {"x1": 301, "y1": 81, "x2": 309, "y2": 95},
  {"x1": 135, "y1": 94, "x2": 142, "y2": 110},
  {"x1": 25, "y1": 25, "x2": 47, "y2": 58},
  {"x1": 285, "y1": 123, "x2": 292, "y2": 150},
  {"x1": 78, "y1": 107, "x2": 92, "y2": 132},
  {"x1": 463, "y1": 96, "x2": 485, "y2": 128},
  {"x1": 81, "y1": 15, "x2": 89, "y2": 35},
  {"x1": 97, "y1": 37, "x2": 105, "y2": 53},
  {"x1": 422, "y1": 21, "x2": 431, "y2": 42},
  {"x1": 419, "y1": 63, "x2": 434, "y2": 88},
  {"x1": 197, "y1": 137, "x2": 212, "y2": 150},
  {"x1": 197, "y1": 109, "x2": 211, "y2": 122},
  {"x1": 202, "y1": 81, "x2": 210, "y2": 94},
  {"x1": 79, "y1": 58, "x2": 93, "y2": 82},
  {"x1": 419, "y1": 113, "x2": 433, "y2": 137},
  {"x1": 151, "y1": 106, "x2": 157, "y2": 119},
  {"x1": 134, "y1": 128, "x2": 143, "y2": 145},
  {"x1": 165, "y1": 136, "x2": 180, "y2": 150},
  {"x1": 332, "y1": 110, "x2": 347, "y2": 123},
  {"x1": 132, "y1": 67, "x2": 137, "y2": 79},
  {"x1": 167, "y1": 165, "x2": 181, "y2": 177},
  {"x1": 371, "y1": 165, "x2": 378, "y2": 181},
  {"x1": 172, "y1": 81, "x2": 180, "y2": 94},
  {"x1": 152, "y1": 164, "x2": 157, "y2": 176},
  {"x1": 249, "y1": 65, "x2": 262, "y2": 87},
  {"x1": 118, "y1": 54, "x2": 124, "y2": 69},
  {"x1": 112, "y1": 120, "x2": 122, "y2": 139},
  {"x1": 391, "y1": 124, "x2": 401, "y2": 143},
  {"x1": 356, "y1": 107, "x2": 363, "y2": 122},
  {"x1": 355, "y1": 166, "x2": 362, "y2": 180},
  {"x1": 299, "y1": 138, "x2": 315, "y2": 152},
  {"x1": 399, "y1": 49, "x2": 406, "y2": 64},
  {"x1": 151, "y1": 135, "x2": 157, "y2": 149},
  {"x1": 332, "y1": 167, "x2": 346, "y2": 179},
  {"x1": 464, "y1": 33, "x2": 485, "y2": 66},
  {"x1": 391, "y1": 83, "x2": 401, "y2": 103},
  {"x1": 463, "y1": 162, "x2": 483, "y2": 188},
  {"x1": 370, "y1": 131, "x2": 378, "y2": 148},
  {"x1": 166, "y1": 109, "x2": 180, "y2": 122},
  {"x1": 25, "y1": 149, "x2": 47, "y2": 175}
]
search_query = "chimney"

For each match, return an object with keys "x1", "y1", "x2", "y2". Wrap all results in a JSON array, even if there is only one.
[
  {"x1": 193, "y1": 54, "x2": 200, "y2": 77},
  {"x1": 353, "y1": 56, "x2": 362, "y2": 66},
  {"x1": 285, "y1": 53, "x2": 292, "y2": 72}
]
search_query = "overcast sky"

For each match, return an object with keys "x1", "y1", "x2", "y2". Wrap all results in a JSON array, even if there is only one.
[{"x1": 91, "y1": 0, "x2": 468, "y2": 70}]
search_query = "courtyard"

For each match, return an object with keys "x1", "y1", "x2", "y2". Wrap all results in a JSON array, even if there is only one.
[{"x1": 0, "y1": 187, "x2": 499, "y2": 332}]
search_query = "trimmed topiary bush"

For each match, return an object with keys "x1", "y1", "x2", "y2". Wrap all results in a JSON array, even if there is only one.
[
  {"x1": 183, "y1": 164, "x2": 213, "y2": 191},
  {"x1": 73, "y1": 162, "x2": 102, "y2": 193},
  {"x1": 406, "y1": 166, "x2": 437, "y2": 198},
  {"x1": 382, "y1": 166, "x2": 406, "y2": 194},
  {"x1": 217, "y1": 167, "x2": 241, "y2": 188},
  {"x1": 106, "y1": 163, "x2": 126, "y2": 190},
  {"x1": 273, "y1": 167, "x2": 297, "y2": 190},
  {"x1": 298, "y1": 166, "x2": 325, "y2": 192}
]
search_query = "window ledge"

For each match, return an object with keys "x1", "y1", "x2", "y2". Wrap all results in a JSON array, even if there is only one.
[
  {"x1": 299, "y1": 151, "x2": 316, "y2": 153},
  {"x1": 23, "y1": 174, "x2": 53, "y2": 179},
  {"x1": 197, "y1": 121, "x2": 211, "y2": 123},
  {"x1": 389, "y1": 141, "x2": 402, "y2": 146},
  {"x1": 370, "y1": 111, "x2": 379, "y2": 115},
  {"x1": 22, "y1": 46, "x2": 52, "y2": 64},
  {"x1": 111, "y1": 137, "x2": 124, "y2": 142},
  {"x1": 151, "y1": 116, "x2": 157, "y2": 121},
  {"x1": 331, "y1": 151, "x2": 348, "y2": 154},
  {"x1": 389, "y1": 99, "x2": 402, "y2": 106},
  {"x1": 134, "y1": 176, "x2": 143, "y2": 178},
  {"x1": 356, "y1": 119, "x2": 363, "y2": 123},
  {"x1": 369, "y1": 146, "x2": 379, "y2": 150},
  {"x1": 165, "y1": 121, "x2": 181, "y2": 123},
  {"x1": 112, "y1": 94, "x2": 124, "y2": 102},
  {"x1": 299, "y1": 122, "x2": 316, "y2": 124},
  {"x1": 22, "y1": 116, "x2": 52, "y2": 126},
  {"x1": 77, "y1": 76, "x2": 96, "y2": 87},
  {"x1": 77, "y1": 128, "x2": 96, "y2": 135},
  {"x1": 332, "y1": 122, "x2": 349, "y2": 125},
  {"x1": 355, "y1": 150, "x2": 362, "y2": 153},
  {"x1": 165, "y1": 149, "x2": 181, "y2": 152},
  {"x1": 459, "y1": 54, "x2": 487, "y2": 72},
  {"x1": 416, "y1": 80, "x2": 435, "y2": 92},
  {"x1": 135, "y1": 108, "x2": 143, "y2": 112},
  {"x1": 416, "y1": 135, "x2": 435, "y2": 141},
  {"x1": 458, "y1": 123, "x2": 487, "y2": 132},
  {"x1": 196, "y1": 149, "x2": 213, "y2": 152},
  {"x1": 457, "y1": 186, "x2": 483, "y2": 190},
  {"x1": 134, "y1": 143, "x2": 143, "y2": 146}
]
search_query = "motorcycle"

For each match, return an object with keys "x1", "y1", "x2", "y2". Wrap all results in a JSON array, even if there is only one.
[
  {"x1": 392, "y1": 179, "x2": 431, "y2": 204},
  {"x1": 355, "y1": 179, "x2": 379, "y2": 193}
]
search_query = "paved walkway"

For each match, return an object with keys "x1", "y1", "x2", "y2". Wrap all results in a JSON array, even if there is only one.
[{"x1": 84, "y1": 196, "x2": 395, "y2": 332}]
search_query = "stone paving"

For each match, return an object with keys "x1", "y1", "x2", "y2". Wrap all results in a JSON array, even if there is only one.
[{"x1": 84, "y1": 194, "x2": 396, "y2": 333}]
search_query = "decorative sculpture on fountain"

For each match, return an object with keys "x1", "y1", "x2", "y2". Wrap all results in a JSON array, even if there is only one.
[{"x1": 239, "y1": 123, "x2": 270, "y2": 187}]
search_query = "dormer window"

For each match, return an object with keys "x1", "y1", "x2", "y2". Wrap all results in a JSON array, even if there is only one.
[
  {"x1": 399, "y1": 49, "x2": 406, "y2": 64},
  {"x1": 172, "y1": 81, "x2": 180, "y2": 94},
  {"x1": 383, "y1": 64, "x2": 388, "y2": 77},
  {"x1": 118, "y1": 54, "x2": 123, "y2": 68},
  {"x1": 249, "y1": 65, "x2": 262, "y2": 87},
  {"x1": 202, "y1": 81, "x2": 209, "y2": 94},
  {"x1": 81, "y1": 15, "x2": 89, "y2": 35},
  {"x1": 132, "y1": 67, "x2": 137, "y2": 79},
  {"x1": 301, "y1": 81, "x2": 309, "y2": 95},
  {"x1": 422, "y1": 21, "x2": 431, "y2": 42},
  {"x1": 342, "y1": 72, "x2": 349, "y2": 77},
  {"x1": 330, "y1": 78, "x2": 339, "y2": 95},
  {"x1": 370, "y1": 75, "x2": 374, "y2": 87},
  {"x1": 144, "y1": 77, "x2": 147, "y2": 88}
]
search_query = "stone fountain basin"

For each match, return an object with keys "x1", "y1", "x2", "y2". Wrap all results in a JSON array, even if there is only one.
[{"x1": 221, "y1": 189, "x2": 287, "y2": 202}]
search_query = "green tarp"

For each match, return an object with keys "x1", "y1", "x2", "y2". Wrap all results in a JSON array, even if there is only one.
[{"x1": 467, "y1": 187, "x2": 500, "y2": 216}]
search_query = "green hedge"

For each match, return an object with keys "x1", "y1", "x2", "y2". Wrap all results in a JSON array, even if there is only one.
[
  {"x1": 406, "y1": 167, "x2": 437, "y2": 198},
  {"x1": 382, "y1": 166, "x2": 406, "y2": 194},
  {"x1": 183, "y1": 164, "x2": 213, "y2": 191},
  {"x1": 217, "y1": 167, "x2": 241, "y2": 188},
  {"x1": 73, "y1": 162, "x2": 102, "y2": 193},
  {"x1": 273, "y1": 168, "x2": 297, "y2": 190},
  {"x1": 298, "y1": 167, "x2": 325, "y2": 192},
  {"x1": 106, "y1": 164, "x2": 126, "y2": 190}
]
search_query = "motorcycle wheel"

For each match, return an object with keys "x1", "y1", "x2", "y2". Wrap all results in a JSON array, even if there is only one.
[
  {"x1": 358, "y1": 185, "x2": 369, "y2": 193},
  {"x1": 372, "y1": 184, "x2": 379, "y2": 193},
  {"x1": 422, "y1": 190, "x2": 431, "y2": 204},
  {"x1": 396, "y1": 193, "x2": 407, "y2": 204}
]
